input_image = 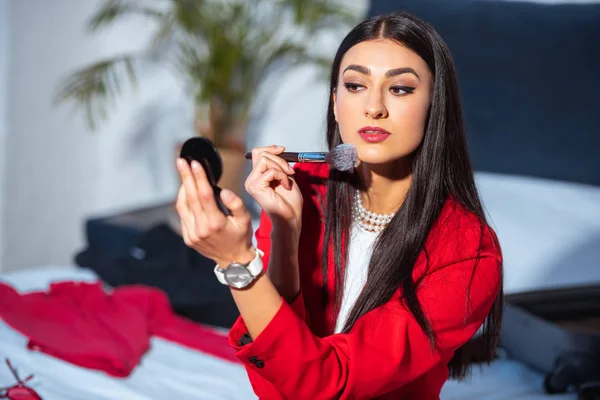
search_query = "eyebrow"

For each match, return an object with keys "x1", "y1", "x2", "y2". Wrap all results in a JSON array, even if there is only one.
[{"x1": 342, "y1": 64, "x2": 420, "y2": 80}]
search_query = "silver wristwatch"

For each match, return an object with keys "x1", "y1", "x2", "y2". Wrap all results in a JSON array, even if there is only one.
[{"x1": 213, "y1": 248, "x2": 264, "y2": 289}]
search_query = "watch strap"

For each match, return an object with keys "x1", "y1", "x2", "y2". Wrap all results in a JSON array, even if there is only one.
[{"x1": 214, "y1": 266, "x2": 228, "y2": 285}]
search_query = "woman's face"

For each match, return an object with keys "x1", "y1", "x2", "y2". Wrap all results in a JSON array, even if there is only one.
[{"x1": 333, "y1": 39, "x2": 433, "y2": 166}]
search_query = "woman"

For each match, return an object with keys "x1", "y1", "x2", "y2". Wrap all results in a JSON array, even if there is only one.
[{"x1": 175, "y1": 11, "x2": 503, "y2": 400}]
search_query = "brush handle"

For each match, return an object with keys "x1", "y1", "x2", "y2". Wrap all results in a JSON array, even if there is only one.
[{"x1": 244, "y1": 152, "x2": 326, "y2": 163}]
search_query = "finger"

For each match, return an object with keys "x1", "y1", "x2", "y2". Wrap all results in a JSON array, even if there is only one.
[
  {"x1": 190, "y1": 160, "x2": 223, "y2": 223},
  {"x1": 256, "y1": 152, "x2": 295, "y2": 175},
  {"x1": 176, "y1": 185, "x2": 195, "y2": 243},
  {"x1": 247, "y1": 155, "x2": 293, "y2": 193},
  {"x1": 220, "y1": 189, "x2": 251, "y2": 221},
  {"x1": 246, "y1": 166, "x2": 292, "y2": 195},
  {"x1": 251, "y1": 145, "x2": 285, "y2": 168},
  {"x1": 180, "y1": 215, "x2": 192, "y2": 248},
  {"x1": 246, "y1": 157, "x2": 286, "y2": 194},
  {"x1": 252, "y1": 155, "x2": 288, "y2": 179},
  {"x1": 261, "y1": 167, "x2": 293, "y2": 190},
  {"x1": 177, "y1": 158, "x2": 204, "y2": 218},
  {"x1": 175, "y1": 184, "x2": 190, "y2": 220}
]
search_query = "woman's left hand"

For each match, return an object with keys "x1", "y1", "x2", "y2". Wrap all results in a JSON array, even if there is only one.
[{"x1": 175, "y1": 158, "x2": 255, "y2": 267}]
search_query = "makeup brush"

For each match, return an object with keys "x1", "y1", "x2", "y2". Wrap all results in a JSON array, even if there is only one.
[{"x1": 244, "y1": 143, "x2": 358, "y2": 172}]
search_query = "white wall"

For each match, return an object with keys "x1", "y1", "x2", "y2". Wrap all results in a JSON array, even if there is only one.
[
  {"x1": 0, "y1": 1, "x2": 9, "y2": 271},
  {"x1": 0, "y1": 0, "x2": 364, "y2": 272},
  {"x1": 1, "y1": 0, "x2": 194, "y2": 271}
]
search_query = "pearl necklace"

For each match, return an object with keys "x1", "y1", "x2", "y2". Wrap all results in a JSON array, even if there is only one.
[{"x1": 352, "y1": 190, "x2": 395, "y2": 233}]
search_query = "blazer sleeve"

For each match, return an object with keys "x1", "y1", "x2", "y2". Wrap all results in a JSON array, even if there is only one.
[
  {"x1": 228, "y1": 209, "x2": 308, "y2": 344},
  {"x1": 228, "y1": 253, "x2": 501, "y2": 399}
]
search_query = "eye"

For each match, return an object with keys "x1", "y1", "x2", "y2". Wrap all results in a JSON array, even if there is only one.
[
  {"x1": 343, "y1": 82, "x2": 365, "y2": 93},
  {"x1": 390, "y1": 86, "x2": 415, "y2": 96}
]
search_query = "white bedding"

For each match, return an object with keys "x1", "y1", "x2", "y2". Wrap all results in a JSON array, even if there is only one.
[
  {"x1": 475, "y1": 172, "x2": 600, "y2": 294},
  {"x1": 0, "y1": 266, "x2": 255, "y2": 400},
  {"x1": 0, "y1": 265, "x2": 578, "y2": 399}
]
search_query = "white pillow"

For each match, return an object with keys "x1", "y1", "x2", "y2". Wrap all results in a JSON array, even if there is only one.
[{"x1": 475, "y1": 172, "x2": 600, "y2": 294}]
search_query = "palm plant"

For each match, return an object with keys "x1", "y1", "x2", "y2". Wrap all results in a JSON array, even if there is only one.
[{"x1": 56, "y1": 0, "x2": 357, "y2": 149}]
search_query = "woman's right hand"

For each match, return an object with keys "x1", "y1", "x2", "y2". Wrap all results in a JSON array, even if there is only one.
[{"x1": 245, "y1": 145, "x2": 303, "y2": 232}]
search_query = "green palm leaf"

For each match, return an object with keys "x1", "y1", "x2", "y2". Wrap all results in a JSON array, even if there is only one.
[
  {"x1": 88, "y1": 0, "x2": 165, "y2": 31},
  {"x1": 54, "y1": 55, "x2": 139, "y2": 129},
  {"x1": 55, "y1": 0, "x2": 360, "y2": 143}
]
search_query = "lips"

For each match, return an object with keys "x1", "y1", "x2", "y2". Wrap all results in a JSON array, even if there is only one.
[{"x1": 358, "y1": 126, "x2": 391, "y2": 143}]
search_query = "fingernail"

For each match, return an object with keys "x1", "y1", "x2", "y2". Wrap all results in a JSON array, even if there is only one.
[
  {"x1": 191, "y1": 161, "x2": 200, "y2": 170},
  {"x1": 177, "y1": 158, "x2": 185, "y2": 167}
]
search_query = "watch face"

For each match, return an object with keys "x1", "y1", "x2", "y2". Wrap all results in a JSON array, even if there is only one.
[{"x1": 223, "y1": 264, "x2": 253, "y2": 289}]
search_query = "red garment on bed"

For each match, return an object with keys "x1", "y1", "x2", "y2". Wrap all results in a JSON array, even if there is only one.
[{"x1": 0, "y1": 281, "x2": 239, "y2": 377}]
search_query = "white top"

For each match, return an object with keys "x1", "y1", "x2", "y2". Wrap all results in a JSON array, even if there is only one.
[{"x1": 334, "y1": 224, "x2": 379, "y2": 334}]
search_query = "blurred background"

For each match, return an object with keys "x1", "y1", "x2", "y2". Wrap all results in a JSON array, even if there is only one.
[
  {"x1": 0, "y1": 0, "x2": 599, "y2": 399},
  {"x1": 0, "y1": 0, "x2": 366, "y2": 273}
]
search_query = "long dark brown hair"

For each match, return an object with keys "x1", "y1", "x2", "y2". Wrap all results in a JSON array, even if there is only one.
[{"x1": 321, "y1": 12, "x2": 503, "y2": 379}]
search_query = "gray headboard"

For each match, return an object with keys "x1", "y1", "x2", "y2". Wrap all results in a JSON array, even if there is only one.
[{"x1": 368, "y1": 0, "x2": 600, "y2": 186}]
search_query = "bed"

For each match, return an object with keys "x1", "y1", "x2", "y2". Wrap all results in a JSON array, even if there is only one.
[
  {"x1": 0, "y1": 267, "x2": 576, "y2": 400},
  {"x1": 2, "y1": 170, "x2": 598, "y2": 399}
]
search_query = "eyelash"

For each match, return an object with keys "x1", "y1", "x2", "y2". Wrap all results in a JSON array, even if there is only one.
[{"x1": 343, "y1": 82, "x2": 415, "y2": 96}]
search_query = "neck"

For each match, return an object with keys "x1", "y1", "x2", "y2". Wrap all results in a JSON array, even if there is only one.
[{"x1": 356, "y1": 158, "x2": 412, "y2": 215}]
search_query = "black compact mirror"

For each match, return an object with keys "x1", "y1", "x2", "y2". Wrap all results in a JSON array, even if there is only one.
[{"x1": 179, "y1": 137, "x2": 232, "y2": 216}]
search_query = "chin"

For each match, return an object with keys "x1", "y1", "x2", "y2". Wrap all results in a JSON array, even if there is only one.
[{"x1": 356, "y1": 146, "x2": 401, "y2": 165}]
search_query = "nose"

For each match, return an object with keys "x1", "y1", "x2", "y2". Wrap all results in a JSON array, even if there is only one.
[{"x1": 364, "y1": 93, "x2": 388, "y2": 119}]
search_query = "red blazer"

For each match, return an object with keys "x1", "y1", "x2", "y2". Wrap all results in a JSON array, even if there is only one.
[{"x1": 228, "y1": 163, "x2": 502, "y2": 399}]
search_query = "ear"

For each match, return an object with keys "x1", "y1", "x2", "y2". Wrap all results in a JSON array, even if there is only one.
[{"x1": 332, "y1": 89, "x2": 338, "y2": 122}]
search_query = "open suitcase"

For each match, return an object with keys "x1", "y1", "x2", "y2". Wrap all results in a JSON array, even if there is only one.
[{"x1": 500, "y1": 285, "x2": 600, "y2": 399}]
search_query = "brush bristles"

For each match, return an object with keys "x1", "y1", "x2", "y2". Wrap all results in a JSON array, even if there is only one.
[{"x1": 325, "y1": 144, "x2": 358, "y2": 172}]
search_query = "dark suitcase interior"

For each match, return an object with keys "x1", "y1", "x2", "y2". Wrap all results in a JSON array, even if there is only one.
[{"x1": 500, "y1": 285, "x2": 600, "y2": 398}]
